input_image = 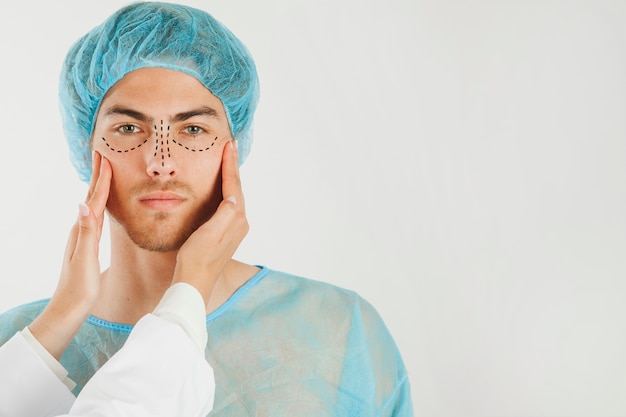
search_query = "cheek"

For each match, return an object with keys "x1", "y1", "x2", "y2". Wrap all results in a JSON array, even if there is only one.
[
  {"x1": 184, "y1": 148, "x2": 225, "y2": 202},
  {"x1": 199, "y1": 168, "x2": 224, "y2": 218},
  {"x1": 104, "y1": 165, "x2": 128, "y2": 208},
  {"x1": 191, "y1": 158, "x2": 222, "y2": 195},
  {"x1": 177, "y1": 139, "x2": 226, "y2": 175}
]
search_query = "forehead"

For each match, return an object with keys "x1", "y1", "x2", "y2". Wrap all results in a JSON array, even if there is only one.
[{"x1": 98, "y1": 67, "x2": 228, "y2": 120}]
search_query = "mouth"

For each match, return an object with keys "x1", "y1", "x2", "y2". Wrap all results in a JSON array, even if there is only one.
[{"x1": 138, "y1": 191, "x2": 187, "y2": 210}]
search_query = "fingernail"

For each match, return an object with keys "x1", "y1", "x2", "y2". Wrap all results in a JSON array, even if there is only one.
[
  {"x1": 225, "y1": 195, "x2": 237, "y2": 205},
  {"x1": 91, "y1": 151, "x2": 96, "y2": 165},
  {"x1": 79, "y1": 203, "x2": 90, "y2": 217}
]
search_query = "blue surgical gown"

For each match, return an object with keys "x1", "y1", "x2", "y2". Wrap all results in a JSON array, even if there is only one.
[{"x1": 0, "y1": 267, "x2": 413, "y2": 416}]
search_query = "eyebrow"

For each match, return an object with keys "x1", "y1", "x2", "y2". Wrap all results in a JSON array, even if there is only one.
[
  {"x1": 171, "y1": 106, "x2": 219, "y2": 123},
  {"x1": 103, "y1": 106, "x2": 219, "y2": 123},
  {"x1": 104, "y1": 106, "x2": 150, "y2": 122}
]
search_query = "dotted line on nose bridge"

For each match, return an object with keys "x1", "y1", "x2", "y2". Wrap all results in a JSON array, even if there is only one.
[
  {"x1": 101, "y1": 137, "x2": 148, "y2": 153},
  {"x1": 153, "y1": 121, "x2": 172, "y2": 167}
]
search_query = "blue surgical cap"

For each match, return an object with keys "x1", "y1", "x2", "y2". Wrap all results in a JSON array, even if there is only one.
[{"x1": 59, "y1": 1, "x2": 260, "y2": 182}]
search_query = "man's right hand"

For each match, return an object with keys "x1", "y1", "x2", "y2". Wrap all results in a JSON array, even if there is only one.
[{"x1": 29, "y1": 151, "x2": 112, "y2": 360}]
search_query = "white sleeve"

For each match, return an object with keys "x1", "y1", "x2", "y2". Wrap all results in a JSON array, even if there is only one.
[
  {"x1": 63, "y1": 283, "x2": 214, "y2": 417},
  {"x1": 65, "y1": 313, "x2": 214, "y2": 417},
  {"x1": 151, "y1": 282, "x2": 208, "y2": 352},
  {"x1": 21, "y1": 327, "x2": 77, "y2": 391},
  {"x1": 0, "y1": 331, "x2": 76, "y2": 417},
  {"x1": 0, "y1": 283, "x2": 212, "y2": 417}
]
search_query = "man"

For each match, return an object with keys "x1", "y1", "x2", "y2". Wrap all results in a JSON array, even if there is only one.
[{"x1": 0, "y1": 2, "x2": 413, "y2": 416}]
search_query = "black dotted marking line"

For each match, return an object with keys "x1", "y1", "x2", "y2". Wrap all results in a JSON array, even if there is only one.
[
  {"x1": 153, "y1": 127, "x2": 159, "y2": 157},
  {"x1": 101, "y1": 137, "x2": 148, "y2": 153},
  {"x1": 171, "y1": 136, "x2": 218, "y2": 152},
  {"x1": 161, "y1": 137, "x2": 165, "y2": 166},
  {"x1": 160, "y1": 120, "x2": 170, "y2": 167},
  {"x1": 167, "y1": 125, "x2": 171, "y2": 159}
]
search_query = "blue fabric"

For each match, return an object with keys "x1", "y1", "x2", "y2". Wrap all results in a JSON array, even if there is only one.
[
  {"x1": 59, "y1": 1, "x2": 260, "y2": 182},
  {"x1": 0, "y1": 268, "x2": 413, "y2": 416}
]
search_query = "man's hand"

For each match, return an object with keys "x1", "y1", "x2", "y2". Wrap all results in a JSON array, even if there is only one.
[
  {"x1": 171, "y1": 139, "x2": 248, "y2": 306},
  {"x1": 29, "y1": 151, "x2": 112, "y2": 360}
]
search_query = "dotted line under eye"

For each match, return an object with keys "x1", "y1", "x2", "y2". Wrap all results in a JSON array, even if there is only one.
[
  {"x1": 171, "y1": 136, "x2": 218, "y2": 152},
  {"x1": 101, "y1": 137, "x2": 148, "y2": 153},
  {"x1": 103, "y1": 122, "x2": 217, "y2": 162}
]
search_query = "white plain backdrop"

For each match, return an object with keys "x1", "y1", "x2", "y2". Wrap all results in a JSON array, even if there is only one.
[{"x1": 2, "y1": 0, "x2": 626, "y2": 415}]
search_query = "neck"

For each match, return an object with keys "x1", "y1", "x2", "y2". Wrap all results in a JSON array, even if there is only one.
[
  {"x1": 94, "y1": 223, "x2": 177, "y2": 324},
  {"x1": 93, "y1": 219, "x2": 260, "y2": 325}
]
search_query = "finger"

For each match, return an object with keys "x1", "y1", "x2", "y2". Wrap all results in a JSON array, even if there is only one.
[
  {"x1": 221, "y1": 140, "x2": 245, "y2": 211},
  {"x1": 73, "y1": 203, "x2": 100, "y2": 262},
  {"x1": 89, "y1": 157, "x2": 112, "y2": 241},
  {"x1": 63, "y1": 221, "x2": 80, "y2": 263},
  {"x1": 195, "y1": 196, "x2": 249, "y2": 249},
  {"x1": 87, "y1": 156, "x2": 112, "y2": 217},
  {"x1": 85, "y1": 151, "x2": 102, "y2": 203}
]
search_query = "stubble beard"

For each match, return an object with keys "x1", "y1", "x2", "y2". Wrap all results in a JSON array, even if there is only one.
[
  {"x1": 111, "y1": 210, "x2": 203, "y2": 252},
  {"x1": 107, "y1": 180, "x2": 220, "y2": 253}
]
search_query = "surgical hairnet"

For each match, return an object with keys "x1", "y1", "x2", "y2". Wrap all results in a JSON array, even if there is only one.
[{"x1": 59, "y1": 1, "x2": 260, "y2": 182}]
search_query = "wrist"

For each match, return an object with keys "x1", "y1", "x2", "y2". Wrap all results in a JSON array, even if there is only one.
[
  {"x1": 29, "y1": 299, "x2": 91, "y2": 360},
  {"x1": 171, "y1": 264, "x2": 217, "y2": 307}
]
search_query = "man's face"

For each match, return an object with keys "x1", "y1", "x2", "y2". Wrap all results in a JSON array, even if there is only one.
[{"x1": 91, "y1": 67, "x2": 233, "y2": 252}]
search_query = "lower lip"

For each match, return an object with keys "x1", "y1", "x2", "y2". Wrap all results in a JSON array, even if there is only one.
[{"x1": 139, "y1": 199, "x2": 185, "y2": 210}]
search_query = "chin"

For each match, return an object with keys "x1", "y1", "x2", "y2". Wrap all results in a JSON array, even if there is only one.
[
  {"x1": 131, "y1": 231, "x2": 190, "y2": 253},
  {"x1": 109, "y1": 204, "x2": 215, "y2": 253}
]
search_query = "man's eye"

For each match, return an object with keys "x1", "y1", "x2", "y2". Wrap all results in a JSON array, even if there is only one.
[
  {"x1": 119, "y1": 125, "x2": 140, "y2": 134},
  {"x1": 184, "y1": 125, "x2": 204, "y2": 135}
]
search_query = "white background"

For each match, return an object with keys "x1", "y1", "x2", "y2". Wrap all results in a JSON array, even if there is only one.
[{"x1": 1, "y1": 0, "x2": 626, "y2": 415}]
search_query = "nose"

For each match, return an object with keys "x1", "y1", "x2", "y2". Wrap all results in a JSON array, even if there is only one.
[{"x1": 146, "y1": 121, "x2": 177, "y2": 177}]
